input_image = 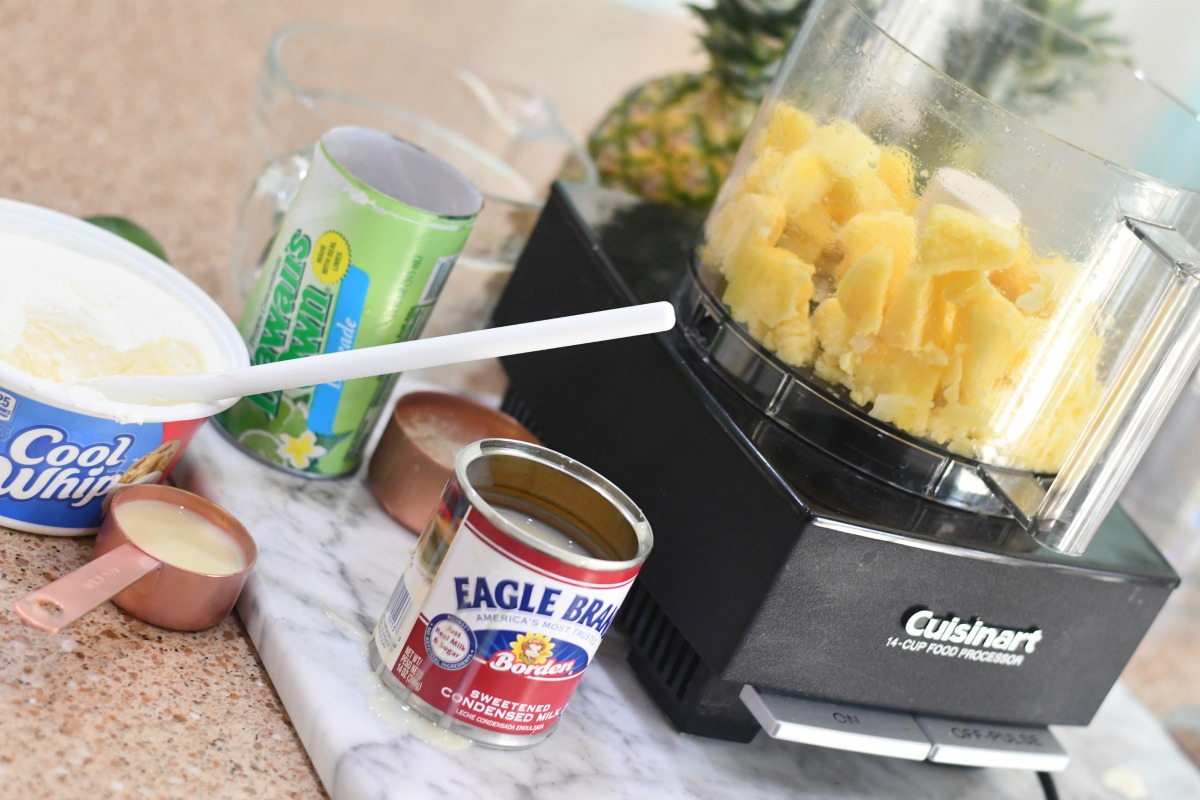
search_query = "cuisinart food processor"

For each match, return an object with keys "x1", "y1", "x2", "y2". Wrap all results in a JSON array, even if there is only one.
[{"x1": 493, "y1": 0, "x2": 1200, "y2": 770}]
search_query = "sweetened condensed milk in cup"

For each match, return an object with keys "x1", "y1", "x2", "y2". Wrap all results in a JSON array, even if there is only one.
[
  {"x1": 15, "y1": 484, "x2": 257, "y2": 634},
  {"x1": 368, "y1": 438, "x2": 652, "y2": 748},
  {"x1": 117, "y1": 499, "x2": 248, "y2": 576}
]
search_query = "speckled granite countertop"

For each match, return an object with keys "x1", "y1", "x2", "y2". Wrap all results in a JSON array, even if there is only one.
[
  {"x1": 0, "y1": 2, "x2": 699, "y2": 797},
  {"x1": 1, "y1": 1, "x2": 1198, "y2": 798},
  {"x1": 2, "y1": 530, "x2": 321, "y2": 798}
]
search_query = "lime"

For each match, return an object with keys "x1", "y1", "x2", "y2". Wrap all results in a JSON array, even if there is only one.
[
  {"x1": 237, "y1": 430, "x2": 281, "y2": 458},
  {"x1": 84, "y1": 215, "x2": 170, "y2": 263}
]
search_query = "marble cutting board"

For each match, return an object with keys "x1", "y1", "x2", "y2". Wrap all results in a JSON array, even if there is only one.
[{"x1": 176, "y1": 378, "x2": 1200, "y2": 800}]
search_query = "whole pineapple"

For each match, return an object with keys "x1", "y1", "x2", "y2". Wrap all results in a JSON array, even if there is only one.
[
  {"x1": 588, "y1": 0, "x2": 811, "y2": 210},
  {"x1": 588, "y1": 0, "x2": 1124, "y2": 211}
]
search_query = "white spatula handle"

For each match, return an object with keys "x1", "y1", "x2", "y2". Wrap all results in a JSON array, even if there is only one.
[{"x1": 89, "y1": 302, "x2": 676, "y2": 405}]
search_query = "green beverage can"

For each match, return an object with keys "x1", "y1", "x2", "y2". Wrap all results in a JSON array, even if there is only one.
[{"x1": 215, "y1": 126, "x2": 483, "y2": 477}]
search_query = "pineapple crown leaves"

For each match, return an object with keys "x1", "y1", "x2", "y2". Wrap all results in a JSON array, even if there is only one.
[
  {"x1": 977, "y1": 0, "x2": 1130, "y2": 106},
  {"x1": 1023, "y1": 0, "x2": 1128, "y2": 52},
  {"x1": 688, "y1": 0, "x2": 1124, "y2": 103},
  {"x1": 690, "y1": 0, "x2": 813, "y2": 102}
]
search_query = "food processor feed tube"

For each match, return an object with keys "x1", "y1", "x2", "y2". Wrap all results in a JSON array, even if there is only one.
[{"x1": 698, "y1": 0, "x2": 1200, "y2": 554}]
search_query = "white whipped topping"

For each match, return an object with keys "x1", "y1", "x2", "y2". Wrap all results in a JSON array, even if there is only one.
[{"x1": 0, "y1": 230, "x2": 226, "y2": 384}]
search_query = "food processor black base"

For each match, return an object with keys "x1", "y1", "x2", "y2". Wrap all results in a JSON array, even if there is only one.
[{"x1": 493, "y1": 182, "x2": 1178, "y2": 763}]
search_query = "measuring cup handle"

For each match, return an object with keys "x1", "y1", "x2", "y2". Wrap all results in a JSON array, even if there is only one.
[
  {"x1": 228, "y1": 149, "x2": 310, "y2": 311},
  {"x1": 13, "y1": 544, "x2": 162, "y2": 634}
]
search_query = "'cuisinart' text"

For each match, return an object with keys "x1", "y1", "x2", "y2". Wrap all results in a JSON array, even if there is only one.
[{"x1": 904, "y1": 609, "x2": 1042, "y2": 654}]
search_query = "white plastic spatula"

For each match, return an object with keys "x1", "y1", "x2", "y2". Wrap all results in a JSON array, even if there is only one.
[{"x1": 83, "y1": 302, "x2": 676, "y2": 406}]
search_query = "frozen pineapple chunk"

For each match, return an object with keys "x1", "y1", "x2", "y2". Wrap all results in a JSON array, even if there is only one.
[
  {"x1": 878, "y1": 270, "x2": 932, "y2": 352},
  {"x1": 949, "y1": 282, "x2": 1028, "y2": 406},
  {"x1": 877, "y1": 146, "x2": 918, "y2": 213},
  {"x1": 764, "y1": 312, "x2": 817, "y2": 368},
  {"x1": 806, "y1": 118, "x2": 881, "y2": 180},
  {"x1": 837, "y1": 210, "x2": 917, "y2": 286},
  {"x1": 811, "y1": 297, "x2": 853, "y2": 385},
  {"x1": 733, "y1": 147, "x2": 787, "y2": 196},
  {"x1": 989, "y1": 239, "x2": 1037, "y2": 302},
  {"x1": 917, "y1": 274, "x2": 971, "y2": 358},
  {"x1": 856, "y1": 347, "x2": 944, "y2": 431},
  {"x1": 937, "y1": 270, "x2": 995, "y2": 305},
  {"x1": 928, "y1": 401, "x2": 990, "y2": 456},
  {"x1": 822, "y1": 176, "x2": 861, "y2": 225},
  {"x1": 723, "y1": 243, "x2": 812, "y2": 330},
  {"x1": 1003, "y1": 331, "x2": 1102, "y2": 472},
  {"x1": 704, "y1": 111, "x2": 1101, "y2": 474},
  {"x1": 822, "y1": 173, "x2": 902, "y2": 225},
  {"x1": 838, "y1": 246, "x2": 893, "y2": 338},
  {"x1": 812, "y1": 122, "x2": 903, "y2": 217},
  {"x1": 1014, "y1": 253, "x2": 1077, "y2": 317},
  {"x1": 854, "y1": 346, "x2": 945, "y2": 404},
  {"x1": 706, "y1": 192, "x2": 786, "y2": 267},
  {"x1": 780, "y1": 208, "x2": 839, "y2": 267},
  {"x1": 918, "y1": 204, "x2": 1019, "y2": 275},
  {"x1": 768, "y1": 151, "x2": 833, "y2": 220},
  {"x1": 871, "y1": 394, "x2": 932, "y2": 432},
  {"x1": 761, "y1": 104, "x2": 817, "y2": 153}
]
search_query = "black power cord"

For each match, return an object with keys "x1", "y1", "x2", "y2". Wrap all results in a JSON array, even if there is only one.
[{"x1": 1038, "y1": 771, "x2": 1060, "y2": 800}]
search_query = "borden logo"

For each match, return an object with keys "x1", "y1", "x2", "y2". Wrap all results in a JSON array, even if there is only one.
[{"x1": 904, "y1": 608, "x2": 1043, "y2": 654}]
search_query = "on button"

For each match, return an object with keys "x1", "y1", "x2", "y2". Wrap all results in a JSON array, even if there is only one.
[{"x1": 739, "y1": 686, "x2": 932, "y2": 761}]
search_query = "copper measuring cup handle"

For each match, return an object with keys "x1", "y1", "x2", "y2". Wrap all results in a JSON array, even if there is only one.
[{"x1": 14, "y1": 543, "x2": 162, "y2": 633}]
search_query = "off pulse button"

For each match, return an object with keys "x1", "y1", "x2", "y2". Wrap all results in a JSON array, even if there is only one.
[{"x1": 916, "y1": 715, "x2": 1069, "y2": 771}]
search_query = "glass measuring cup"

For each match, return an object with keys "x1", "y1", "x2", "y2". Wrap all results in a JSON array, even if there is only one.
[
  {"x1": 691, "y1": 0, "x2": 1200, "y2": 554},
  {"x1": 14, "y1": 485, "x2": 257, "y2": 633},
  {"x1": 230, "y1": 23, "x2": 596, "y2": 340}
]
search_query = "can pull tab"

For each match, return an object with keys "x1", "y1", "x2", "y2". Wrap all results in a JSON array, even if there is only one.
[{"x1": 14, "y1": 544, "x2": 162, "y2": 633}]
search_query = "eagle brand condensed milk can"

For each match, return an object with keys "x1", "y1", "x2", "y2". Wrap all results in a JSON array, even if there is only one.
[{"x1": 369, "y1": 438, "x2": 652, "y2": 747}]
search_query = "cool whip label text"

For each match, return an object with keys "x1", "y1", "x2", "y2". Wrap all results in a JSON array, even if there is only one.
[{"x1": 0, "y1": 427, "x2": 133, "y2": 508}]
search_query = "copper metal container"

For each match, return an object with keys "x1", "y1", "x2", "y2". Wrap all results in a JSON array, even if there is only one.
[
  {"x1": 367, "y1": 391, "x2": 539, "y2": 532},
  {"x1": 14, "y1": 484, "x2": 257, "y2": 633}
]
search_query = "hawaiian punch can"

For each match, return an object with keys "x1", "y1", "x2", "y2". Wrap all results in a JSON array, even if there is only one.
[
  {"x1": 216, "y1": 126, "x2": 482, "y2": 477},
  {"x1": 368, "y1": 439, "x2": 653, "y2": 747}
]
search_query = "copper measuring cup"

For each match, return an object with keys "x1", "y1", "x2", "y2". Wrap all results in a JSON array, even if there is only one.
[
  {"x1": 14, "y1": 484, "x2": 257, "y2": 633},
  {"x1": 367, "y1": 390, "x2": 540, "y2": 532}
]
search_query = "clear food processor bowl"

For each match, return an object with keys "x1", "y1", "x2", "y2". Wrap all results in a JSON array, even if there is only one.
[{"x1": 693, "y1": 0, "x2": 1200, "y2": 554}]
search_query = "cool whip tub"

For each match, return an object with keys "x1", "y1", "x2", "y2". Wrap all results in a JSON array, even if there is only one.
[{"x1": 0, "y1": 199, "x2": 248, "y2": 535}]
